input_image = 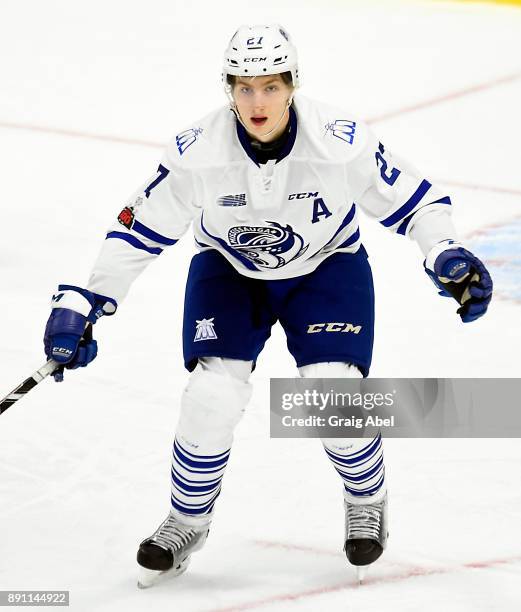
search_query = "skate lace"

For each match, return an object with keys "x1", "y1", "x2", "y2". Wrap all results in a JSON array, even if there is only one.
[
  {"x1": 151, "y1": 515, "x2": 198, "y2": 552},
  {"x1": 346, "y1": 501, "x2": 383, "y2": 541}
]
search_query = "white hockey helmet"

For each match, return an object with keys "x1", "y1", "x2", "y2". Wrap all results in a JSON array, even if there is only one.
[{"x1": 223, "y1": 24, "x2": 299, "y2": 96}]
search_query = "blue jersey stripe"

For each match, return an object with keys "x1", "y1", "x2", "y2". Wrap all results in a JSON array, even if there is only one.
[
  {"x1": 380, "y1": 179, "x2": 432, "y2": 228},
  {"x1": 195, "y1": 238, "x2": 211, "y2": 248},
  {"x1": 132, "y1": 219, "x2": 178, "y2": 246},
  {"x1": 396, "y1": 214, "x2": 413, "y2": 236},
  {"x1": 326, "y1": 203, "x2": 357, "y2": 247},
  {"x1": 396, "y1": 195, "x2": 452, "y2": 235},
  {"x1": 308, "y1": 203, "x2": 357, "y2": 258},
  {"x1": 106, "y1": 231, "x2": 163, "y2": 255},
  {"x1": 337, "y1": 228, "x2": 360, "y2": 249}
]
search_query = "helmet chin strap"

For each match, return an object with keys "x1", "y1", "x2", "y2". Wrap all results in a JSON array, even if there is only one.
[{"x1": 231, "y1": 95, "x2": 293, "y2": 141}]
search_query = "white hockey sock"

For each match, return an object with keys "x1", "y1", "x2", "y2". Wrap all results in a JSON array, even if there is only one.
[
  {"x1": 170, "y1": 358, "x2": 253, "y2": 524},
  {"x1": 298, "y1": 362, "x2": 386, "y2": 503}
]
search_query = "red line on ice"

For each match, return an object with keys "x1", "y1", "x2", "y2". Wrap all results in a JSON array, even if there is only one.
[
  {"x1": 484, "y1": 258, "x2": 521, "y2": 267},
  {"x1": 251, "y1": 539, "x2": 341, "y2": 557},
  {"x1": 1, "y1": 71, "x2": 520, "y2": 152},
  {"x1": 463, "y1": 214, "x2": 521, "y2": 240},
  {"x1": 435, "y1": 180, "x2": 521, "y2": 198},
  {"x1": 204, "y1": 542, "x2": 521, "y2": 612},
  {"x1": 0, "y1": 120, "x2": 163, "y2": 149},
  {"x1": 366, "y1": 70, "x2": 521, "y2": 124},
  {"x1": 2, "y1": 72, "x2": 521, "y2": 302},
  {"x1": 1, "y1": 73, "x2": 521, "y2": 201}
]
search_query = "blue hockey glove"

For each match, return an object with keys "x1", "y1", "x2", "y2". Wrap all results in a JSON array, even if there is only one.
[
  {"x1": 44, "y1": 285, "x2": 117, "y2": 381},
  {"x1": 424, "y1": 241, "x2": 493, "y2": 323}
]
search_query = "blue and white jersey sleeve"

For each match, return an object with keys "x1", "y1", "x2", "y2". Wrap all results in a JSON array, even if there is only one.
[
  {"x1": 348, "y1": 125, "x2": 454, "y2": 244},
  {"x1": 87, "y1": 154, "x2": 197, "y2": 305}
]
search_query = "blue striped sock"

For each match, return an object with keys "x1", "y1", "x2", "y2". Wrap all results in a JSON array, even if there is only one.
[
  {"x1": 170, "y1": 437, "x2": 231, "y2": 517},
  {"x1": 323, "y1": 433, "x2": 385, "y2": 498}
]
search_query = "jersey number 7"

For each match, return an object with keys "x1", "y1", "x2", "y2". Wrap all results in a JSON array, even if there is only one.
[{"x1": 144, "y1": 164, "x2": 170, "y2": 198}]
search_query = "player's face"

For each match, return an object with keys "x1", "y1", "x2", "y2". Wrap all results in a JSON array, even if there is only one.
[{"x1": 232, "y1": 75, "x2": 293, "y2": 143}]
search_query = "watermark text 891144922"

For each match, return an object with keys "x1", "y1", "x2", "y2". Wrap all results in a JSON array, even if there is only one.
[{"x1": 0, "y1": 591, "x2": 69, "y2": 607}]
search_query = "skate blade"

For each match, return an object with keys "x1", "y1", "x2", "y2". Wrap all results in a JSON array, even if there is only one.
[
  {"x1": 137, "y1": 557, "x2": 190, "y2": 589},
  {"x1": 356, "y1": 565, "x2": 369, "y2": 584}
]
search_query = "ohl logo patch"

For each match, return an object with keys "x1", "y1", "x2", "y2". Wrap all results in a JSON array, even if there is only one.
[{"x1": 228, "y1": 221, "x2": 308, "y2": 269}]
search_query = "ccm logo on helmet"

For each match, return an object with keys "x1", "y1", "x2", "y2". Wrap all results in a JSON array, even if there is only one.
[
  {"x1": 244, "y1": 57, "x2": 267, "y2": 62},
  {"x1": 307, "y1": 322, "x2": 362, "y2": 334}
]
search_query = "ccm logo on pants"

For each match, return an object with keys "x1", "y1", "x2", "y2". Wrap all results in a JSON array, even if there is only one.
[{"x1": 306, "y1": 323, "x2": 362, "y2": 334}]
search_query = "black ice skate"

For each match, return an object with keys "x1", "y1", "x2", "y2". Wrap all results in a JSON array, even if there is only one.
[
  {"x1": 344, "y1": 491, "x2": 388, "y2": 582},
  {"x1": 137, "y1": 511, "x2": 210, "y2": 588}
]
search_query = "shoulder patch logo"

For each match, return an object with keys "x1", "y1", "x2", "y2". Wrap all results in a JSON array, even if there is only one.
[
  {"x1": 176, "y1": 127, "x2": 204, "y2": 156},
  {"x1": 194, "y1": 318, "x2": 218, "y2": 342},
  {"x1": 217, "y1": 193, "x2": 247, "y2": 207},
  {"x1": 325, "y1": 119, "x2": 357, "y2": 145}
]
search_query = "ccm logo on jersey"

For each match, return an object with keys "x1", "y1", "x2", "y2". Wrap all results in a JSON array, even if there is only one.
[
  {"x1": 287, "y1": 192, "x2": 332, "y2": 223},
  {"x1": 307, "y1": 322, "x2": 362, "y2": 334},
  {"x1": 288, "y1": 192, "x2": 319, "y2": 200}
]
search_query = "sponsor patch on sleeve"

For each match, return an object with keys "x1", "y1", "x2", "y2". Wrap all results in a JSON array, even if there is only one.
[{"x1": 117, "y1": 206, "x2": 135, "y2": 229}]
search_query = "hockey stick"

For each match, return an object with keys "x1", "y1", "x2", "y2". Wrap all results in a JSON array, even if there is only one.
[
  {"x1": 0, "y1": 359, "x2": 60, "y2": 415},
  {"x1": 0, "y1": 322, "x2": 94, "y2": 415}
]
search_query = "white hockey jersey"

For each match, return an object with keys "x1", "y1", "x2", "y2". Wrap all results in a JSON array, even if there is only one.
[{"x1": 87, "y1": 93, "x2": 454, "y2": 305}]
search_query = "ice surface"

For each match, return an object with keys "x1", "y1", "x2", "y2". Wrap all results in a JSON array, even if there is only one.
[{"x1": 1, "y1": 1, "x2": 520, "y2": 610}]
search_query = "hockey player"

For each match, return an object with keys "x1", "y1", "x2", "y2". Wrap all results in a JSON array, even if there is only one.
[{"x1": 43, "y1": 24, "x2": 493, "y2": 586}]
